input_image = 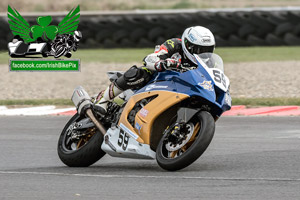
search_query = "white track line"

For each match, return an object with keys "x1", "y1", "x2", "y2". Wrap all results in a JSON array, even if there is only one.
[
  {"x1": 0, "y1": 171, "x2": 299, "y2": 182},
  {"x1": 0, "y1": 106, "x2": 75, "y2": 116},
  {"x1": 0, "y1": 106, "x2": 55, "y2": 116},
  {"x1": 36, "y1": 107, "x2": 76, "y2": 115},
  {"x1": 0, "y1": 106, "x2": 7, "y2": 110}
]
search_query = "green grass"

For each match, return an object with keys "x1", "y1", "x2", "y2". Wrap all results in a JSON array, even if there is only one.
[
  {"x1": 215, "y1": 46, "x2": 300, "y2": 63},
  {"x1": 72, "y1": 48, "x2": 153, "y2": 63},
  {"x1": 1, "y1": 98, "x2": 300, "y2": 107},
  {"x1": 232, "y1": 98, "x2": 300, "y2": 107},
  {"x1": 74, "y1": 46, "x2": 300, "y2": 63},
  {"x1": 0, "y1": 99, "x2": 73, "y2": 106},
  {"x1": 1, "y1": 46, "x2": 300, "y2": 64}
]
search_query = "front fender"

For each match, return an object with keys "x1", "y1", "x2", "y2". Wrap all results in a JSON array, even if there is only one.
[{"x1": 175, "y1": 107, "x2": 200, "y2": 123}]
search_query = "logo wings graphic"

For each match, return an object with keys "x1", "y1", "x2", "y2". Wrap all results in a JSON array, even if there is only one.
[{"x1": 7, "y1": 5, "x2": 80, "y2": 43}]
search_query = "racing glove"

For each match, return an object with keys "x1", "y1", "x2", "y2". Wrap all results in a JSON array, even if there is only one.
[{"x1": 154, "y1": 58, "x2": 181, "y2": 72}]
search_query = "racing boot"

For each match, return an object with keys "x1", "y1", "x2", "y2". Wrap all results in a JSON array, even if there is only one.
[{"x1": 93, "y1": 83, "x2": 123, "y2": 115}]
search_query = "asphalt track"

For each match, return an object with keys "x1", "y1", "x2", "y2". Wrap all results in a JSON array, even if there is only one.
[{"x1": 0, "y1": 116, "x2": 299, "y2": 200}]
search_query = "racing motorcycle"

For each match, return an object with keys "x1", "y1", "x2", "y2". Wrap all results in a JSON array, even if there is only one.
[
  {"x1": 47, "y1": 31, "x2": 82, "y2": 58},
  {"x1": 57, "y1": 53, "x2": 231, "y2": 171}
]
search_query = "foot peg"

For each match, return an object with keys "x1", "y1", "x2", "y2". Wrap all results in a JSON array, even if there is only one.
[{"x1": 92, "y1": 104, "x2": 107, "y2": 115}]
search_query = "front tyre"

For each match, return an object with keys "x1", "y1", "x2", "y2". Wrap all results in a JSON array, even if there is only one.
[
  {"x1": 156, "y1": 111, "x2": 215, "y2": 171},
  {"x1": 57, "y1": 114, "x2": 106, "y2": 167}
]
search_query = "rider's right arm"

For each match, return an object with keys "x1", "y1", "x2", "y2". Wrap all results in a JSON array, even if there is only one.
[
  {"x1": 143, "y1": 51, "x2": 166, "y2": 71},
  {"x1": 143, "y1": 38, "x2": 182, "y2": 71}
]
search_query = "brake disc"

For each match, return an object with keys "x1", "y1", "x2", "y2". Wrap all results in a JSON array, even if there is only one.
[{"x1": 165, "y1": 123, "x2": 194, "y2": 151}]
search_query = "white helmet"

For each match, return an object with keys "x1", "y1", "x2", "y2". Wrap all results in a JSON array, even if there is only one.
[{"x1": 181, "y1": 26, "x2": 215, "y2": 64}]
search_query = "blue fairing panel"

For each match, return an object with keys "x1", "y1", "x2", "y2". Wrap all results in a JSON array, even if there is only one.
[{"x1": 136, "y1": 69, "x2": 219, "y2": 108}]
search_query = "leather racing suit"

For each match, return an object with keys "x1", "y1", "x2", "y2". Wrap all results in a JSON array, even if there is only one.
[{"x1": 94, "y1": 38, "x2": 196, "y2": 114}]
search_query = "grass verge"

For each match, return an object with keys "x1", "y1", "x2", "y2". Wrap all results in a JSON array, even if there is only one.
[
  {"x1": 0, "y1": 99, "x2": 73, "y2": 106},
  {"x1": 1, "y1": 98, "x2": 300, "y2": 107},
  {"x1": 71, "y1": 46, "x2": 300, "y2": 63},
  {"x1": 1, "y1": 46, "x2": 300, "y2": 64},
  {"x1": 232, "y1": 98, "x2": 300, "y2": 107}
]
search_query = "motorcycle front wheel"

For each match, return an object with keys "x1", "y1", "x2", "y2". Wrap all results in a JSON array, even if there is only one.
[
  {"x1": 57, "y1": 114, "x2": 106, "y2": 167},
  {"x1": 156, "y1": 111, "x2": 215, "y2": 171}
]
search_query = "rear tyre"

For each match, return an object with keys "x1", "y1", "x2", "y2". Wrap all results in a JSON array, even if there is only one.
[
  {"x1": 156, "y1": 111, "x2": 215, "y2": 171},
  {"x1": 57, "y1": 114, "x2": 106, "y2": 167}
]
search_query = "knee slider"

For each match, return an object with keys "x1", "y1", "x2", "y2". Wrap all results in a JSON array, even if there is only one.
[
  {"x1": 116, "y1": 66, "x2": 151, "y2": 90},
  {"x1": 124, "y1": 65, "x2": 142, "y2": 81},
  {"x1": 115, "y1": 66, "x2": 142, "y2": 90}
]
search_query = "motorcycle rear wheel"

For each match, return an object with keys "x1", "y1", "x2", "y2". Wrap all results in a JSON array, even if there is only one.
[
  {"x1": 57, "y1": 114, "x2": 106, "y2": 167},
  {"x1": 156, "y1": 111, "x2": 215, "y2": 171}
]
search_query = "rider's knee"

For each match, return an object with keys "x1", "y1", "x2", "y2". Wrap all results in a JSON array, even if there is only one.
[{"x1": 115, "y1": 66, "x2": 151, "y2": 90}]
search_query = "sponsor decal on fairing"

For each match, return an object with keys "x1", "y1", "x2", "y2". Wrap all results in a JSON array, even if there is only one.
[
  {"x1": 145, "y1": 84, "x2": 168, "y2": 91},
  {"x1": 198, "y1": 80, "x2": 214, "y2": 91},
  {"x1": 139, "y1": 108, "x2": 149, "y2": 118}
]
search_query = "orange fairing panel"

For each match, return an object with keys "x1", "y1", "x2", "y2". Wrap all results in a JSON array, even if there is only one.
[{"x1": 118, "y1": 91, "x2": 189, "y2": 144}]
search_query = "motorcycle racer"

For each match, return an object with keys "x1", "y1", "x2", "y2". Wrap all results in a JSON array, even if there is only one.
[
  {"x1": 47, "y1": 30, "x2": 82, "y2": 58},
  {"x1": 94, "y1": 26, "x2": 216, "y2": 114}
]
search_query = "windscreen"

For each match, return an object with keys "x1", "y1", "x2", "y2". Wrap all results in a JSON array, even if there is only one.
[{"x1": 197, "y1": 53, "x2": 224, "y2": 72}]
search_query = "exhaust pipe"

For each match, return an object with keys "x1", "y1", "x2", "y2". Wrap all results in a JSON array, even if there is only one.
[{"x1": 71, "y1": 86, "x2": 106, "y2": 135}]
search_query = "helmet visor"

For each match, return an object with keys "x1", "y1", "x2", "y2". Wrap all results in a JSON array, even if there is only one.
[{"x1": 184, "y1": 39, "x2": 214, "y2": 54}]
